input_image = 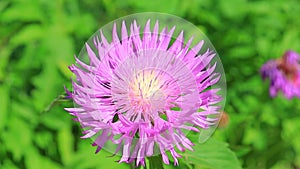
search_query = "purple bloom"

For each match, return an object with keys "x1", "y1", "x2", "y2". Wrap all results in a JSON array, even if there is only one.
[
  {"x1": 261, "y1": 50, "x2": 300, "y2": 98},
  {"x1": 65, "y1": 19, "x2": 223, "y2": 166}
]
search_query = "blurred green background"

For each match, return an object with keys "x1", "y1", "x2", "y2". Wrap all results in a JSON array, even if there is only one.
[{"x1": 1, "y1": 0, "x2": 300, "y2": 169}]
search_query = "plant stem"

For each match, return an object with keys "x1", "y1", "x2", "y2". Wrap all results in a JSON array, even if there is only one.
[
  {"x1": 147, "y1": 155, "x2": 164, "y2": 169},
  {"x1": 41, "y1": 93, "x2": 70, "y2": 113}
]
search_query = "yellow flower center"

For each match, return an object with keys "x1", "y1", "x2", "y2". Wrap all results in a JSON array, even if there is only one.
[{"x1": 129, "y1": 70, "x2": 166, "y2": 113}]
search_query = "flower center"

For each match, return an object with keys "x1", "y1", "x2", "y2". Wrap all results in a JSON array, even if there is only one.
[
  {"x1": 111, "y1": 50, "x2": 199, "y2": 123},
  {"x1": 129, "y1": 70, "x2": 166, "y2": 113},
  {"x1": 277, "y1": 59, "x2": 300, "y2": 85}
]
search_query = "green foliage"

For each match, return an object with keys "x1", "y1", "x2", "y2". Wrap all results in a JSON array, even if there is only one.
[
  {"x1": 1, "y1": 0, "x2": 300, "y2": 169},
  {"x1": 182, "y1": 135, "x2": 241, "y2": 169}
]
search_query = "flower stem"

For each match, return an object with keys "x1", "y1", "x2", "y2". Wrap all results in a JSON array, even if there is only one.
[
  {"x1": 41, "y1": 93, "x2": 70, "y2": 113},
  {"x1": 147, "y1": 155, "x2": 164, "y2": 169},
  {"x1": 130, "y1": 163, "x2": 142, "y2": 169}
]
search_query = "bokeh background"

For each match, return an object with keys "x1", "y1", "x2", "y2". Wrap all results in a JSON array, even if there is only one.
[{"x1": 1, "y1": 0, "x2": 300, "y2": 169}]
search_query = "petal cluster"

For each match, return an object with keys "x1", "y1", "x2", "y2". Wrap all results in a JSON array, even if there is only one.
[
  {"x1": 261, "y1": 50, "x2": 300, "y2": 98},
  {"x1": 65, "y1": 20, "x2": 222, "y2": 166}
]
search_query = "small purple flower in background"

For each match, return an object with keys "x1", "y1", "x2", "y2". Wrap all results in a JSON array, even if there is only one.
[
  {"x1": 65, "y1": 14, "x2": 224, "y2": 166},
  {"x1": 261, "y1": 50, "x2": 300, "y2": 99}
]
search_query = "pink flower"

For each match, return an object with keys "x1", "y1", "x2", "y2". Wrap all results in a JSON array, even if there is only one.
[
  {"x1": 261, "y1": 50, "x2": 300, "y2": 99},
  {"x1": 65, "y1": 19, "x2": 223, "y2": 166}
]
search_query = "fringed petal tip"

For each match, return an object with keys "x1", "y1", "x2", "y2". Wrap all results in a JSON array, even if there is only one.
[
  {"x1": 68, "y1": 65, "x2": 76, "y2": 72},
  {"x1": 63, "y1": 108, "x2": 76, "y2": 117},
  {"x1": 117, "y1": 149, "x2": 185, "y2": 166},
  {"x1": 118, "y1": 156, "x2": 135, "y2": 165},
  {"x1": 63, "y1": 85, "x2": 73, "y2": 99}
]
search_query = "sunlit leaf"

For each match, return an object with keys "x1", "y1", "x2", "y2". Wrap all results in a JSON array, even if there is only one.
[
  {"x1": 2, "y1": 116, "x2": 32, "y2": 161},
  {"x1": 243, "y1": 128, "x2": 267, "y2": 151},
  {"x1": 182, "y1": 137, "x2": 242, "y2": 169},
  {"x1": 25, "y1": 148, "x2": 62, "y2": 169},
  {"x1": 69, "y1": 141, "x2": 130, "y2": 169},
  {"x1": 58, "y1": 125, "x2": 74, "y2": 165},
  {"x1": 0, "y1": 84, "x2": 9, "y2": 132},
  {"x1": 1, "y1": 160, "x2": 19, "y2": 169},
  {"x1": 31, "y1": 64, "x2": 64, "y2": 111},
  {"x1": 1, "y1": 1, "x2": 44, "y2": 22},
  {"x1": 10, "y1": 24, "x2": 44, "y2": 46}
]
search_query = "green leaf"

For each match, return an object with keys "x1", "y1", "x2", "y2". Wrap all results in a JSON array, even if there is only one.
[
  {"x1": 58, "y1": 125, "x2": 74, "y2": 165},
  {"x1": 12, "y1": 101, "x2": 38, "y2": 126},
  {"x1": 282, "y1": 118, "x2": 300, "y2": 153},
  {"x1": 2, "y1": 116, "x2": 32, "y2": 161},
  {"x1": 25, "y1": 148, "x2": 62, "y2": 169},
  {"x1": 0, "y1": 47, "x2": 10, "y2": 81},
  {"x1": 10, "y1": 24, "x2": 44, "y2": 46},
  {"x1": 0, "y1": 84, "x2": 9, "y2": 132},
  {"x1": 34, "y1": 131, "x2": 53, "y2": 150},
  {"x1": 0, "y1": 1, "x2": 9, "y2": 13},
  {"x1": 182, "y1": 137, "x2": 242, "y2": 169},
  {"x1": 1, "y1": 1, "x2": 44, "y2": 22},
  {"x1": 69, "y1": 141, "x2": 130, "y2": 169},
  {"x1": 243, "y1": 128, "x2": 267, "y2": 150},
  {"x1": 218, "y1": 0, "x2": 248, "y2": 20},
  {"x1": 31, "y1": 64, "x2": 64, "y2": 111},
  {"x1": 40, "y1": 106, "x2": 70, "y2": 130},
  {"x1": 148, "y1": 155, "x2": 164, "y2": 169},
  {"x1": 1, "y1": 159, "x2": 19, "y2": 169},
  {"x1": 128, "y1": 0, "x2": 184, "y2": 16},
  {"x1": 260, "y1": 104, "x2": 279, "y2": 126}
]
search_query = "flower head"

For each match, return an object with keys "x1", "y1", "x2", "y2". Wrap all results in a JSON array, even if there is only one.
[
  {"x1": 65, "y1": 18, "x2": 223, "y2": 166},
  {"x1": 261, "y1": 50, "x2": 300, "y2": 98}
]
